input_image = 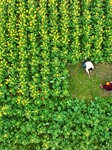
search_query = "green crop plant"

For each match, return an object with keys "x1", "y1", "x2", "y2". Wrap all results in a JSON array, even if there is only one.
[
  {"x1": 68, "y1": 0, "x2": 81, "y2": 63},
  {"x1": 48, "y1": 0, "x2": 69, "y2": 97},
  {"x1": 58, "y1": 0, "x2": 70, "y2": 97},
  {"x1": 5, "y1": 0, "x2": 19, "y2": 104},
  {"x1": 59, "y1": 0, "x2": 69, "y2": 61},
  {"x1": 89, "y1": 0, "x2": 105, "y2": 63},
  {"x1": 16, "y1": 0, "x2": 29, "y2": 100},
  {"x1": 48, "y1": 0, "x2": 61, "y2": 97},
  {"x1": 0, "y1": 0, "x2": 7, "y2": 101},
  {"x1": 103, "y1": 0, "x2": 112, "y2": 62},
  {"x1": 35, "y1": 0, "x2": 51, "y2": 99},
  {"x1": 80, "y1": 0, "x2": 92, "y2": 60},
  {"x1": 27, "y1": 0, "x2": 42, "y2": 100}
]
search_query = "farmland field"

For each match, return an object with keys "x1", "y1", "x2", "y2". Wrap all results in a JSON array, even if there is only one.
[{"x1": 0, "y1": 0, "x2": 112, "y2": 149}]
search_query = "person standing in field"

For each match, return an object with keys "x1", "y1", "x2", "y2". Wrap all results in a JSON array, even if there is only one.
[
  {"x1": 82, "y1": 61, "x2": 94, "y2": 77},
  {"x1": 100, "y1": 81, "x2": 112, "y2": 91}
]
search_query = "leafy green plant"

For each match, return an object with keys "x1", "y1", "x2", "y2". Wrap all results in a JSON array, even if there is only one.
[
  {"x1": 103, "y1": 0, "x2": 112, "y2": 62},
  {"x1": 0, "y1": 98, "x2": 112, "y2": 149},
  {"x1": 68, "y1": 0, "x2": 81, "y2": 63},
  {"x1": 80, "y1": 0, "x2": 92, "y2": 60},
  {"x1": 89, "y1": 0, "x2": 104, "y2": 63}
]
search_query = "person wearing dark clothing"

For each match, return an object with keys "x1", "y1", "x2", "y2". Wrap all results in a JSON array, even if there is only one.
[{"x1": 100, "y1": 82, "x2": 112, "y2": 91}]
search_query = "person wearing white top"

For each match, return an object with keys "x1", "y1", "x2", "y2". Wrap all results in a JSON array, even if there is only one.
[{"x1": 82, "y1": 61, "x2": 94, "y2": 77}]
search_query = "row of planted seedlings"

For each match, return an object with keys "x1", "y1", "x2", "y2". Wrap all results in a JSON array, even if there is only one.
[
  {"x1": 0, "y1": 0, "x2": 8, "y2": 103},
  {"x1": 80, "y1": 0, "x2": 92, "y2": 60},
  {"x1": 6, "y1": 0, "x2": 20, "y2": 103},
  {"x1": 89, "y1": 0, "x2": 104, "y2": 63},
  {"x1": 48, "y1": 0, "x2": 69, "y2": 97},
  {"x1": 0, "y1": 0, "x2": 22, "y2": 106},
  {"x1": 27, "y1": 0, "x2": 42, "y2": 101},
  {"x1": 0, "y1": 2, "x2": 14, "y2": 141},
  {"x1": 58, "y1": 0, "x2": 70, "y2": 96},
  {"x1": 102, "y1": 0, "x2": 112, "y2": 62},
  {"x1": 68, "y1": 0, "x2": 81, "y2": 63},
  {"x1": 16, "y1": 0, "x2": 30, "y2": 105},
  {"x1": 38, "y1": 0, "x2": 51, "y2": 99},
  {"x1": 0, "y1": 0, "x2": 20, "y2": 142}
]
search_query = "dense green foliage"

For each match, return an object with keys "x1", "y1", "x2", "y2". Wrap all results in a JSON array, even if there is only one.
[
  {"x1": 0, "y1": 0, "x2": 112, "y2": 149},
  {"x1": 0, "y1": 98, "x2": 112, "y2": 149},
  {"x1": 0, "y1": 0, "x2": 112, "y2": 99}
]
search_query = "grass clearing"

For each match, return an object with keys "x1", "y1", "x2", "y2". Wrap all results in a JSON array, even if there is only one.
[{"x1": 68, "y1": 62, "x2": 112, "y2": 100}]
